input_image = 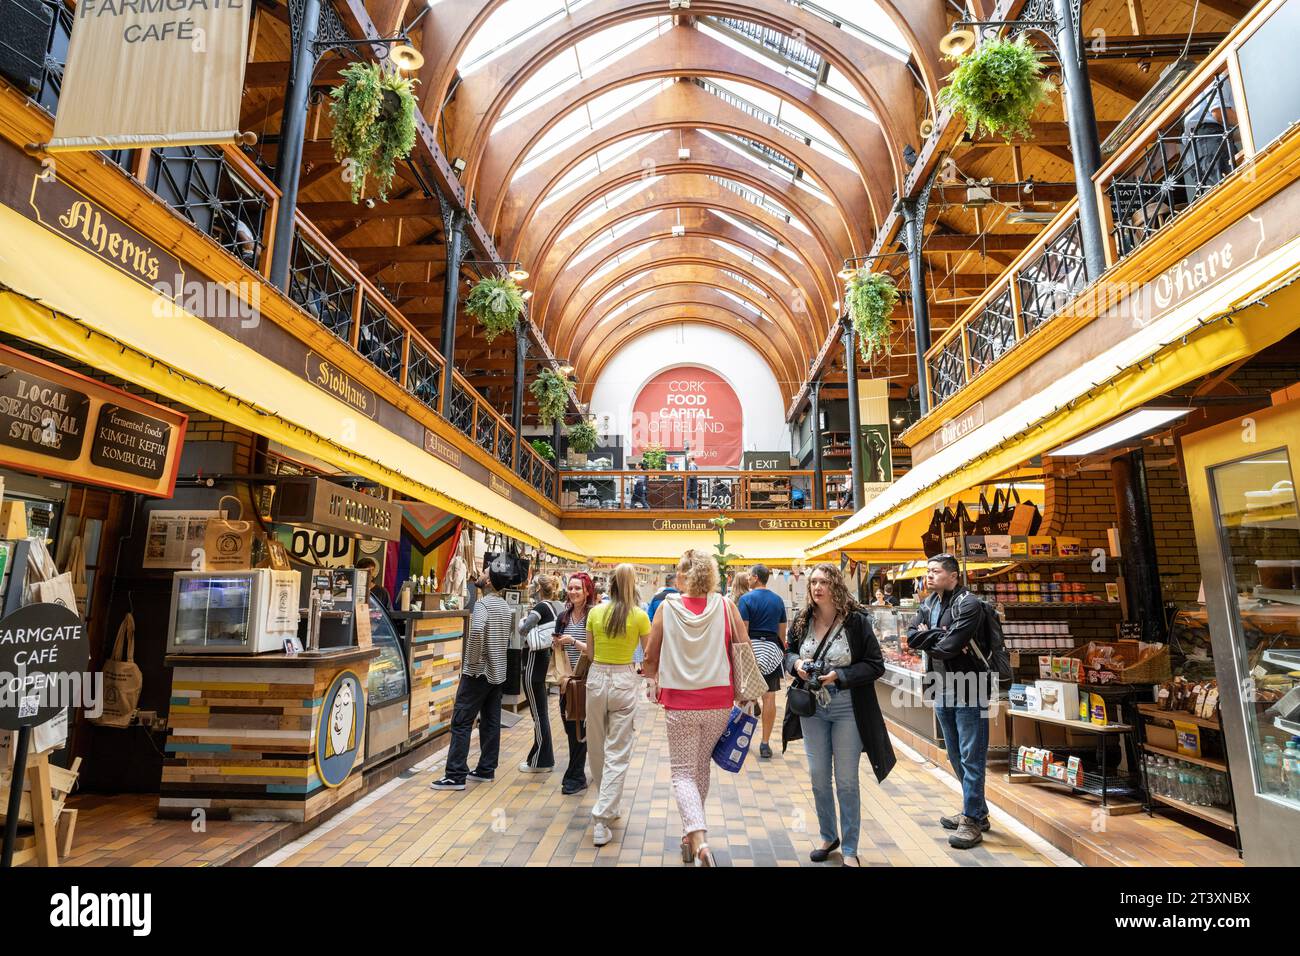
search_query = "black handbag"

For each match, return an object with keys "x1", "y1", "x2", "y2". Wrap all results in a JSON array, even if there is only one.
[
  {"x1": 921, "y1": 506, "x2": 951, "y2": 558},
  {"x1": 971, "y1": 490, "x2": 996, "y2": 535},
  {"x1": 483, "y1": 533, "x2": 529, "y2": 587},
  {"x1": 785, "y1": 615, "x2": 844, "y2": 717}
]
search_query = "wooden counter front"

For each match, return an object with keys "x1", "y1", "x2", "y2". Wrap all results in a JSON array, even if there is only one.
[
  {"x1": 390, "y1": 610, "x2": 468, "y2": 739},
  {"x1": 160, "y1": 648, "x2": 379, "y2": 823}
]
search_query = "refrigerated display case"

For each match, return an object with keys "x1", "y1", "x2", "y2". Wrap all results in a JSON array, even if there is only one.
[
  {"x1": 166, "y1": 569, "x2": 301, "y2": 654},
  {"x1": 1183, "y1": 396, "x2": 1300, "y2": 865},
  {"x1": 866, "y1": 605, "x2": 941, "y2": 743},
  {"x1": 363, "y1": 596, "x2": 411, "y2": 765}
]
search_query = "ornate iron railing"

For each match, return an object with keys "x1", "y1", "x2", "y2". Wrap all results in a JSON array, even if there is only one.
[
  {"x1": 1017, "y1": 217, "x2": 1088, "y2": 334},
  {"x1": 964, "y1": 287, "x2": 1017, "y2": 378},
  {"x1": 149, "y1": 146, "x2": 270, "y2": 270},
  {"x1": 475, "y1": 404, "x2": 496, "y2": 454},
  {"x1": 286, "y1": 233, "x2": 355, "y2": 341},
  {"x1": 1104, "y1": 71, "x2": 1241, "y2": 259},
  {"x1": 928, "y1": 337, "x2": 967, "y2": 406},
  {"x1": 495, "y1": 426, "x2": 514, "y2": 468},
  {"x1": 357, "y1": 298, "x2": 404, "y2": 382},
  {"x1": 449, "y1": 380, "x2": 475, "y2": 435},
  {"x1": 405, "y1": 341, "x2": 440, "y2": 409}
]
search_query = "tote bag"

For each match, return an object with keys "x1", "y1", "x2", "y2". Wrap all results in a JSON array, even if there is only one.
[
  {"x1": 711, "y1": 705, "x2": 758, "y2": 773},
  {"x1": 66, "y1": 533, "x2": 88, "y2": 616},
  {"x1": 921, "y1": 506, "x2": 950, "y2": 558},
  {"x1": 1007, "y1": 487, "x2": 1044, "y2": 536},
  {"x1": 203, "y1": 495, "x2": 254, "y2": 572},
  {"x1": 90, "y1": 613, "x2": 142, "y2": 728}
]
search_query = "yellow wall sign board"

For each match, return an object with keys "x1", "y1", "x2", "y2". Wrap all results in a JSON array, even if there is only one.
[
  {"x1": 0, "y1": 343, "x2": 187, "y2": 497},
  {"x1": 48, "y1": 0, "x2": 252, "y2": 151}
]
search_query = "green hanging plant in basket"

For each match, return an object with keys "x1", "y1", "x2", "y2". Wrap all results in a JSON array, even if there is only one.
[
  {"x1": 568, "y1": 418, "x2": 599, "y2": 455},
  {"x1": 329, "y1": 62, "x2": 418, "y2": 204},
  {"x1": 466, "y1": 276, "x2": 526, "y2": 343},
  {"x1": 529, "y1": 439, "x2": 555, "y2": 461},
  {"x1": 937, "y1": 34, "x2": 1053, "y2": 141},
  {"x1": 641, "y1": 444, "x2": 667, "y2": 470},
  {"x1": 529, "y1": 367, "x2": 572, "y2": 428},
  {"x1": 846, "y1": 269, "x2": 900, "y2": 363}
]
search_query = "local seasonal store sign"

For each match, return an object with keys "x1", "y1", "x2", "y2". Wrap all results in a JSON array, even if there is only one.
[
  {"x1": 0, "y1": 345, "x2": 187, "y2": 497},
  {"x1": 631, "y1": 367, "x2": 743, "y2": 467}
]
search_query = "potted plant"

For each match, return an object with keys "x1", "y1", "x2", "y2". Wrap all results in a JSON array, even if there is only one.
[
  {"x1": 329, "y1": 61, "x2": 418, "y2": 204},
  {"x1": 529, "y1": 367, "x2": 572, "y2": 428},
  {"x1": 465, "y1": 276, "x2": 525, "y2": 343},
  {"x1": 567, "y1": 418, "x2": 599, "y2": 464},
  {"x1": 529, "y1": 438, "x2": 555, "y2": 461},
  {"x1": 845, "y1": 269, "x2": 900, "y2": 362},
  {"x1": 641, "y1": 444, "x2": 667, "y2": 470},
  {"x1": 937, "y1": 34, "x2": 1053, "y2": 141}
]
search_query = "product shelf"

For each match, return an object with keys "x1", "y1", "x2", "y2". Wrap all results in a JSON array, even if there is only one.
[
  {"x1": 1148, "y1": 791, "x2": 1237, "y2": 830},
  {"x1": 1142, "y1": 742, "x2": 1228, "y2": 772},
  {"x1": 1010, "y1": 764, "x2": 1142, "y2": 800},
  {"x1": 995, "y1": 601, "x2": 1121, "y2": 609},
  {"x1": 1137, "y1": 702, "x2": 1221, "y2": 730}
]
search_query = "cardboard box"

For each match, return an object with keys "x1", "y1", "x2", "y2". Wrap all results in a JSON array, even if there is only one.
[
  {"x1": 1035, "y1": 680, "x2": 1080, "y2": 720},
  {"x1": 0, "y1": 501, "x2": 26, "y2": 540},
  {"x1": 1146, "y1": 723, "x2": 1177, "y2": 751},
  {"x1": 1056, "y1": 536, "x2": 1083, "y2": 557},
  {"x1": 1024, "y1": 685, "x2": 1042, "y2": 713},
  {"x1": 1028, "y1": 535, "x2": 1054, "y2": 557},
  {"x1": 1010, "y1": 536, "x2": 1030, "y2": 557}
]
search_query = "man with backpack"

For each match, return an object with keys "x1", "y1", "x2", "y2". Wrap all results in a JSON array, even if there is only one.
[{"x1": 906, "y1": 553, "x2": 999, "y2": 849}]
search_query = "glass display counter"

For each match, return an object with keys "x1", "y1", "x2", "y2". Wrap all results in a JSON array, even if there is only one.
[{"x1": 865, "y1": 605, "x2": 940, "y2": 744}]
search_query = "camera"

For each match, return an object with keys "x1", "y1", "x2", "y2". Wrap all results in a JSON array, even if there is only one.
[{"x1": 803, "y1": 661, "x2": 823, "y2": 684}]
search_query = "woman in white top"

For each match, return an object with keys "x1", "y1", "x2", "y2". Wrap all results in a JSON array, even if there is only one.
[{"x1": 643, "y1": 549, "x2": 747, "y2": 867}]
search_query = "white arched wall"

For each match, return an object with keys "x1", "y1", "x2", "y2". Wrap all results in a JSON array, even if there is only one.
[{"x1": 587, "y1": 323, "x2": 789, "y2": 463}]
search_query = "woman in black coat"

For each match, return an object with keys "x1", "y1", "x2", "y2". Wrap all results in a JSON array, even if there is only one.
[{"x1": 783, "y1": 563, "x2": 896, "y2": 866}]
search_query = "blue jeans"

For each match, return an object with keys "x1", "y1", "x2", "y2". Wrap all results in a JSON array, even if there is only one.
[
  {"x1": 800, "y1": 688, "x2": 863, "y2": 856},
  {"x1": 935, "y1": 704, "x2": 989, "y2": 820}
]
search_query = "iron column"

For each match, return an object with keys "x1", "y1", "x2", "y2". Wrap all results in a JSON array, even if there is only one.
[
  {"x1": 900, "y1": 197, "x2": 932, "y2": 416},
  {"x1": 841, "y1": 318, "x2": 864, "y2": 512},
  {"x1": 511, "y1": 321, "x2": 527, "y2": 469},
  {"x1": 439, "y1": 209, "x2": 465, "y2": 417},
  {"x1": 810, "y1": 378, "x2": 826, "y2": 509}
]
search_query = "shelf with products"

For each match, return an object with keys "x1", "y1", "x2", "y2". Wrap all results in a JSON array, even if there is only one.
[
  {"x1": 1143, "y1": 743, "x2": 1227, "y2": 772},
  {"x1": 747, "y1": 475, "x2": 792, "y2": 508},
  {"x1": 1148, "y1": 792, "x2": 1237, "y2": 830}
]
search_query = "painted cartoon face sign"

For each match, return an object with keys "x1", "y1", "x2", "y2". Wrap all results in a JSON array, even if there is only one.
[{"x1": 316, "y1": 671, "x2": 364, "y2": 788}]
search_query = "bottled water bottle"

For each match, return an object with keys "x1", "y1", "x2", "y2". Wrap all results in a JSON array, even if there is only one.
[
  {"x1": 1284, "y1": 739, "x2": 1300, "y2": 802},
  {"x1": 1262, "y1": 736, "x2": 1283, "y2": 794}
]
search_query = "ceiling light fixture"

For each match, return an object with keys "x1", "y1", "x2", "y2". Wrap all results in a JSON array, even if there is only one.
[
  {"x1": 387, "y1": 42, "x2": 424, "y2": 71},
  {"x1": 1046, "y1": 407, "x2": 1192, "y2": 458}
]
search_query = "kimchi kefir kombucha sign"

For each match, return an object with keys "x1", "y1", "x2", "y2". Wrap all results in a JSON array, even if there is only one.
[{"x1": 631, "y1": 367, "x2": 743, "y2": 466}]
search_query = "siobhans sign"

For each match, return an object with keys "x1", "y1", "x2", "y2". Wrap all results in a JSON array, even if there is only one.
[{"x1": 631, "y1": 367, "x2": 743, "y2": 467}]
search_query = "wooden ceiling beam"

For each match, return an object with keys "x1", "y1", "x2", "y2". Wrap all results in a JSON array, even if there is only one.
[
  {"x1": 298, "y1": 199, "x2": 442, "y2": 220},
  {"x1": 922, "y1": 233, "x2": 1035, "y2": 252}
]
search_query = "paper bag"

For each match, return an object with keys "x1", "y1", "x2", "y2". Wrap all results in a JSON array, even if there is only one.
[
  {"x1": 203, "y1": 495, "x2": 254, "y2": 571},
  {"x1": 90, "y1": 613, "x2": 142, "y2": 728},
  {"x1": 34, "y1": 572, "x2": 79, "y2": 612}
]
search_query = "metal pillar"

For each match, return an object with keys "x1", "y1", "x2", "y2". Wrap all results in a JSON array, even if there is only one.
[
  {"x1": 552, "y1": 418, "x2": 563, "y2": 465},
  {"x1": 268, "y1": 0, "x2": 323, "y2": 291},
  {"x1": 810, "y1": 378, "x2": 826, "y2": 509},
  {"x1": 439, "y1": 208, "x2": 465, "y2": 417},
  {"x1": 841, "y1": 319, "x2": 865, "y2": 512},
  {"x1": 900, "y1": 196, "x2": 933, "y2": 417},
  {"x1": 511, "y1": 322, "x2": 527, "y2": 468},
  {"x1": 1053, "y1": 0, "x2": 1108, "y2": 280},
  {"x1": 1111, "y1": 449, "x2": 1167, "y2": 642}
]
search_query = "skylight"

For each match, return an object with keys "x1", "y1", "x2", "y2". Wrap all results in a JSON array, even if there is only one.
[
  {"x1": 568, "y1": 210, "x2": 663, "y2": 267},
  {"x1": 540, "y1": 133, "x2": 666, "y2": 211},
  {"x1": 559, "y1": 176, "x2": 660, "y2": 240},
  {"x1": 516, "y1": 79, "x2": 671, "y2": 178},
  {"x1": 458, "y1": 1, "x2": 596, "y2": 75}
]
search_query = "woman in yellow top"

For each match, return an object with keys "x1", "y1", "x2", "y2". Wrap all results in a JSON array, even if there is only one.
[{"x1": 582, "y1": 563, "x2": 651, "y2": 848}]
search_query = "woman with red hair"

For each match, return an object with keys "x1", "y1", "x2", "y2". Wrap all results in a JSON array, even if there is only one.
[{"x1": 554, "y1": 572, "x2": 594, "y2": 795}]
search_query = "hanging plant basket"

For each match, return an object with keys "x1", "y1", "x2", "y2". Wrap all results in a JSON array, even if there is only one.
[
  {"x1": 528, "y1": 367, "x2": 572, "y2": 428},
  {"x1": 937, "y1": 34, "x2": 1053, "y2": 141},
  {"x1": 465, "y1": 276, "x2": 525, "y2": 343},
  {"x1": 846, "y1": 269, "x2": 900, "y2": 363},
  {"x1": 529, "y1": 439, "x2": 555, "y2": 461},
  {"x1": 641, "y1": 444, "x2": 667, "y2": 470},
  {"x1": 568, "y1": 418, "x2": 599, "y2": 455},
  {"x1": 329, "y1": 62, "x2": 418, "y2": 204}
]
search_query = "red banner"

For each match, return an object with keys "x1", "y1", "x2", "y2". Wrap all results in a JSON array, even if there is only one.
[{"x1": 631, "y1": 367, "x2": 743, "y2": 467}]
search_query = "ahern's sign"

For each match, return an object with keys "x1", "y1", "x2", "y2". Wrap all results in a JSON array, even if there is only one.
[{"x1": 0, "y1": 345, "x2": 186, "y2": 497}]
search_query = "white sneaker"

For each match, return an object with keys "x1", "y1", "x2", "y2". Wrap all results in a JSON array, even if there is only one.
[
  {"x1": 518, "y1": 761, "x2": 553, "y2": 774},
  {"x1": 592, "y1": 823, "x2": 613, "y2": 847}
]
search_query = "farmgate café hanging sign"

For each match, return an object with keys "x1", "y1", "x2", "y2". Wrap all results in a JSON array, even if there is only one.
[{"x1": 47, "y1": 0, "x2": 253, "y2": 152}]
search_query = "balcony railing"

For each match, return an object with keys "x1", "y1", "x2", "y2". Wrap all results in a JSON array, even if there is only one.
[
  {"x1": 920, "y1": 0, "x2": 1300, "y2": 415},
  {"x1": 559, "y1": 470, "x2": 852, "y2": 512},
  {"x1": 4, "y1": 0, "x2": 560, "y2": 509}
]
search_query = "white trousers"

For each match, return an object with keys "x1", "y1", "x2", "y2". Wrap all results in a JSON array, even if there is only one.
[{"x1": 585, "y1": 663, "x2": 640, "y2": 823}]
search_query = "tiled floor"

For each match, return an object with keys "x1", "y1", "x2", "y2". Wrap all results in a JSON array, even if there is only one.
[{"x1": 258, "y1": 690, "x2": 1061, "y2": 868}]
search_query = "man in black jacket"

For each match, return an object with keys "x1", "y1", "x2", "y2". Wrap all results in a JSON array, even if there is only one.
[{"x1": 906, "y1": 553, "x2": 992, "y2": 849}]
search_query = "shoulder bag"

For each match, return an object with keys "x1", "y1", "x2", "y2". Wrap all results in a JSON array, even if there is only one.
[
  {"x1": 784, "y1": 614, "x2": 844, "y2": 717},
  {"x1": 524, "y1": 600, "x2": 561, "y2": 652},
  {"x1": 726, "y1": 600, "x2": 768, "y2": 703}
]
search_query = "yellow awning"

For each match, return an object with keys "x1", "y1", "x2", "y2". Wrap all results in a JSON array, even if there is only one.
[
  {"x1": 0, "y1": 204, "x2": 586, "y2": 561},
  {"x1": 563, "y1": 528, "x2": 824, "y2": 565},
  {"x1": 809, "y1": 234, "x2": 1300, "y2": 559}
]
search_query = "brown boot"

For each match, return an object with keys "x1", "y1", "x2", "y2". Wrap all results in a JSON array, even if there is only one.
[{"x1": 948, "y1": 815, "x2": 985, "y2": 849}]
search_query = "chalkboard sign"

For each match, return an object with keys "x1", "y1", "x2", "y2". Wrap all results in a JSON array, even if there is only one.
[
  {"x1": 1118, "y1": 621, "x2": 1143, "y2": 641},
  {"x1": 90, "y1": 404, "x2": 172, "y2": 479},
  {"x1": 0, "y1": 368, "x2": 89, "y2": 461},
  {"x1": 0, "y1": 603, "x2": 89, "y2": 730}
]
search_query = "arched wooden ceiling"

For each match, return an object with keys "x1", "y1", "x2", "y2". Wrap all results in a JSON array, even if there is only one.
[{"x1": 403, "y1": 0, "x2": 937, "y2": 405}]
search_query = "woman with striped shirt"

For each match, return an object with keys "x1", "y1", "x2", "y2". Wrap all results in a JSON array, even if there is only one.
[{"x1": 553, "y1": 572, "x2": 594, "y2": 795}]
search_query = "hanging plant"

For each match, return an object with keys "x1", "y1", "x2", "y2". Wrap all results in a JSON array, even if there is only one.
[
  {"x1": 641, "y1": 444, "x2": 667, "y2": 470},
  {"x1": 528, "y1": 367, "x2": 572, "y2": 428},
  {"x1": 465, "y1": 276, "x2": 525, "y2": 343},
  {"x1": 568, "y1": 418, "x2": 599, "y2": 454},
  {"x1": 529, "y1": 438, "x2": 555, "y2": 461},
  {"x1": 329, "y1": 62, "x2": 418, "y2": 204},
  {"x1": 937, "y1": 34, "x2": 1053, "y2": 141},
  {"x1": 846, "y1": 269, "x2": 900, "y2": 363}
]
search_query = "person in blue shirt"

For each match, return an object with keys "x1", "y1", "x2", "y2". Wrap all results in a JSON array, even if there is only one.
[
  {"x1": 646, "y1": 572, "x2": 679, "y2": 623},
  {"x1": 737, "y1": 563, "x2": 788, "y2": 758}
]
